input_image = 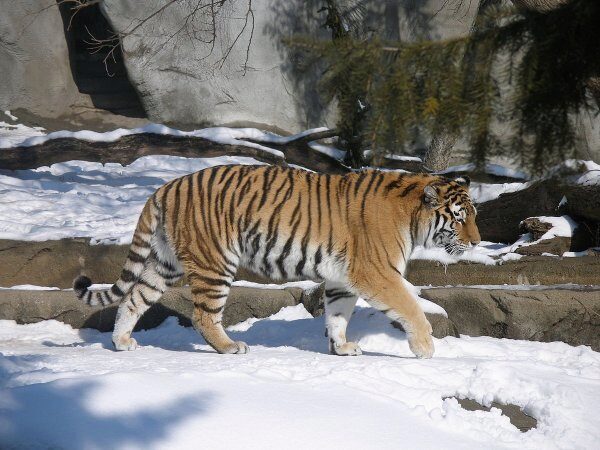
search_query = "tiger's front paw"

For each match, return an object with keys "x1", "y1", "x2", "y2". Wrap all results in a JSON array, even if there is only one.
[
  {"x1": 408, "y1": 331, "x2": 434, "y2": 359},
  {"x1": 219, "y1": 341, "x2": 249, "y2": 354}
]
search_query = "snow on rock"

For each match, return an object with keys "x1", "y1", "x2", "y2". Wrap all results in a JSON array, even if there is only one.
[
  {"x1": 363, "y1": 149, "x2": 423, "y2": 162},
  {"x1": 545, "y1": 159, "x2": 600, "y2": 186},
  {"x1": 0, "y1": 285, "x2": 60, "y2": 291},
  {"x1": 308, "y1": 142, "x2": 347, "y2": 161},
  {"x1": 440, "y1": 163, "x2": 530, "y2": 181},
  {"x1": 403, "y1": 279, "x2": 448, "y2": 316},
  {"x1": 0, "y1": 155, "x2": 264, "y2": 244},
  {"x1": 0, "y1": 122, "x2": 337, "y2": 159},
  {"x1": 0, "y1": 121, "x2": 45, "y2": 148},
  {"x1": 469, "y1": 181, "x2": 529, "y2": 204},
  {"x1": 1, "y1": 308, "x2": 599, "y2": 449},
  {"x1": 532, "y1": 216, "x2": 578, "y2": 240},
  {"x1": 508, "y1": 216, "x2": 578, "y2": 254}
]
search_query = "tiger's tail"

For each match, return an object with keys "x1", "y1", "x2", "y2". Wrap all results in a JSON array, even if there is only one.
[{"x1": 74, "y1": 195, "x2": 161, "y2": 307}]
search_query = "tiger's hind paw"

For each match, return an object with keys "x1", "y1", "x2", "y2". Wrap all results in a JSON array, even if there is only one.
[
  {"x1": 113, "y1": 336, "x2": 138, "y2": 351},
  {"x1": 329, "y1": 340, "x2": 362, "y2": 356}
]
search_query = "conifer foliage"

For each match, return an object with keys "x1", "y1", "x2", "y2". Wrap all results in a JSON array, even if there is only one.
[{"x1": 289, "y1": 0, "x2": 600, "y2": 173}]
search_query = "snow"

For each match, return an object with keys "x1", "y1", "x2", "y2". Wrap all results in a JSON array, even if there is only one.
[
  {"x1": 0, "y1": 155, "x2": 264, "y2": 244},
  {"x1": 531, "y1": 216, "x2": 578, "y2": 240},
  {"x1": 422, "y1": 284, "x2": 600, "y2": 291},
  {"x1": 1, "y1": 310, "x2": 599, "y2": 450},
  {"x1": 0, "y1": 122, "x2": 338, "y2": 160},
  {"x1": 3, "y1": 111, "x2": 18, "y2": 121},
  {"x1": 385, "y1": 154, "x2": 422, "y2": 162},
  {"x1": 469, "y1": 181, "x2": 528, "y2": 204},
  {"x1": 0, "y1": 285, "x2": 60, "y2": 291},
  {"x1": 362, "y1": 149, "x2": 422, "y2": 162},
  {"x1": 0, "y1": 123, "x2": 285, "y2": 158},
  {"x1": 308, "y1": 142, "x2": 347, "y2": 161},
  {"x1": 0, "y1": 121, "x2": 45, "y2": 148},
  {"x1": 562, "y1": 250, "x2": 596, "y2": 258},
  {"x1": 558, "y1": 195, "x2": 567, "y2": 207}
]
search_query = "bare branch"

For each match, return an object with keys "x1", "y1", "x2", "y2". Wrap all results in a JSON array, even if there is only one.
[{"x1": 41, "y1": 0, "x2": 256, "y2": 76}]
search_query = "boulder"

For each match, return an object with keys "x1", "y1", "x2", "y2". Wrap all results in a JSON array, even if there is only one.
[
  {"x1": 407, "y1": 255, "x2": 600, "y2": 286},
  {"x1": 0, "y1": 239, "x2": 129, "y2": 289},
  {"x1": 515, "y1": 217, "x2": 572, "y2": 256},
  {"x1": 420, "y1": 287, "x2": 600, "y2": 350},
  {"x1": 514, "y1": 237, "x2": 571, "y2": 256},
  {"x1": 0, "y1": 285, "x2": 322, "y2": 331},
  {"x1": 519, "y1": 217, "x2": 555, "y2": 240},
  {"x1": 477, "y1": 165, "x2": 600, "y2": 245}
]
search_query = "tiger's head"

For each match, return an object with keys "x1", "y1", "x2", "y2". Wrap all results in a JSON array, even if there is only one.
[{"x1": 421, "y1": 176, "x2": 481, "y2": 255}]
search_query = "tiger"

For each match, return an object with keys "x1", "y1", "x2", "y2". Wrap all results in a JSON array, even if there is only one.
[{"x1": 73, "y1": 165, "x2": 480, "y2": 358}]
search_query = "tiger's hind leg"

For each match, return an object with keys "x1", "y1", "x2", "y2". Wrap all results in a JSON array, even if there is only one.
[
  {"x1": 324, "y1": 282, "x2": 361, "y2": 356},
  {"x1": 188, "y1": 271, "x2": 248, "y2": 354},
  {"x1": 112, "y1": 251, "x2": 184, "y2": 351}
]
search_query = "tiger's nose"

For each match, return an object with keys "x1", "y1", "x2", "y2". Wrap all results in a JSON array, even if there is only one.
[{"x1": 470, "y1": 238, "x2": 481, "y2": 246}]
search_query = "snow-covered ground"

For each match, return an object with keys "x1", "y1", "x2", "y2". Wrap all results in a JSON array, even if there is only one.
[
  {"x1": 0, "y1": 155, "x2": 264, "y2": 244},
  {"x1": 0, "y1": 151, "x2": 531, "y2": 261},
  {"x1": 1, "y1": 304, "x2": 599, "y2": 450},
  {"x1": 1, "y1": 121, "x2": 600, "y2": 449}
]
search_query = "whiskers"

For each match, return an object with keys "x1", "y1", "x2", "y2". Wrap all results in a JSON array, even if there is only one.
[{"x1": 444, "y1": 242, "x2": 471, "y2": 256}]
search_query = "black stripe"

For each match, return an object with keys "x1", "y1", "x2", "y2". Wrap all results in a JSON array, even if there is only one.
[
  {"x1": 315, "y1": 175, "x2": 322, "y2": 231},
  {"x1": 111, "y1": 284, "x2": 124, "y2": 297},
  {"x1": 195, "y1": 274, "x2": 231, "y2": 287},
  {"x1": 372, "y1": 172, "x2": 386, "y2": 194},
  {"x1": 191, "y1": 287, "x2": 226, "y2": 297},
  {"x1": 128, "y1": 249, "x2": 146, "y2": 264},
  {"x1": 354, "y1": 171, "x2": 368, "y2": 196},
  {"x1": 138, "y1": 290, "x2": 154, "y2": 306},
  {"x1": 170, "y1": 177, "x2": 184, "y2": 228},
  {"x1": 132, "y1": 236, "x2": 151, "y2": 248},
  {"x1": 399, "y1": 182, "x2": 418, "y2": 197},
  {"x1": 258, "y1": 167, "x2": 275, "y2": 210},
  {"x1": 360, "y1": 172, "x2": 378, "y2": 225},
  {"x1": 138, "y1": 278, "x2": 162, "y2": 293},
  {"x1": 385, "y1": 179, "x2": 403, "y2": 194},
  {"x1": 121, "y1": 269, "x2": 136, "y2": 283},
  {"x1": 198, "y1": 302, "x2": 224, "y2": 314},
  {"x1": 327, "y1": 293, "x2": 354, "y2": 304}
]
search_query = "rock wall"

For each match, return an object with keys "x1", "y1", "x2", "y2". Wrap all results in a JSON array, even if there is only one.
[
  {"x1": 99, "y1": 0, "x2": 479, "y2": 132},
  {"x1": 0, "y1": 0, "x2": 88, "y2": 117},
  {"x1": 99, "y1": 0, "x2": 331, "y2": 131}
]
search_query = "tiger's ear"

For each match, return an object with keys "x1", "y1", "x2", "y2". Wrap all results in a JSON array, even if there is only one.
[
  {"x1": 454, "y1": 176, "x2": 470, "y2": 187},
  {"x1": 423, "y1": 185, "x2": 439, "y2": 207}
]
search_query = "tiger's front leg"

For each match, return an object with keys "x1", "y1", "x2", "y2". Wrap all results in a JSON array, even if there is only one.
[
  {"x1": 324, "y1": 281, "x2": 361, "y2": 356},
  {"x1": 353, "y1": 273, "x2": 434, "y2": 359}
]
